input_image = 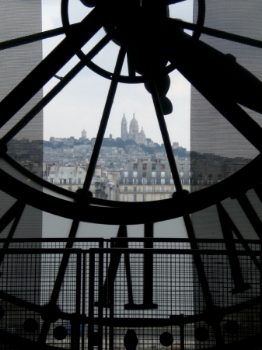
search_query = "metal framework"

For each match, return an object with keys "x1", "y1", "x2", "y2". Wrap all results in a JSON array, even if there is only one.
[
  {"x1": 0, "y1": 238, "x2": 261, "y2": 350},
  {"x1": 0, "y1": 0, "x2": 262, "y2": 349}
]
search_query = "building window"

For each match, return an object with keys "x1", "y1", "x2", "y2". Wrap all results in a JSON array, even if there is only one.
[
  {"x1": 161, "y1": 171, "x2": 165, "y2": 178},
  {"x1": 133, "y1": 171, "x2": 137, "y2": 177},
  {"x1": 50, "y1": 178, "x2": 54, "y2": 184},
  {"x1": 123, "y1": 178, "x2": 129, "y2": 184},
  {"x1": 59, "y1": 179, "x2": 63, "y2": 185},
  {"x1": 152, "y1": 187, "x2": 155, "y2": 192},
  {"x1": 170, "y1": 187, "x2": 175, "y2": 192},
  {"x1": 124, "y1": 186, "x2": 128, "y2": 192},
  {"x1": 161, "y1": 178, "x2": 165, "y2": 184},
  {"x1": 133, "y1": 187, "x2": 137, "y2": 192},
  {"x1": 78, "y1": 178, "x2": 82, "y2": 185},
  {"x1": 124, "y1": 194, "x2": 128, "y2": 202},
  {"x1": 152, "y1": 164, "x2": 156, "y2": 171},
  {"x1": 142, "y1": 178, "x2": 147, "y2": 184},
  {"x1": 143, "y1": 164, "x2": 147, "y2": 170},
  {"x1": 143, "y1": 171, "x2": 147, "y2": 178},
  {"x1": 133, "y1": 178, "x2": 138, "y2": 184},
  {"x1": 152, "y1": 194, "x2": 156, "y2": 201},
  {"x1": 179, "y1": 171, "x2": 184, "y2": 178},
  {"x1": 68, "y1": 186, "x2": 72, "y2": 191},
  {"x1": 124, "y1": 171, "x2": 128, "y2": 177},
  {"x1": 161, "y1": 187, "x2": 165, "y2": 192},
  {"x1": 143, "y1": 187, "x2": 146, "y2": 192},
  {"x1": 161, "y1": 164, "x2": 165, "y2": 170},
  {"x1": 151, "y1": 178, "x2": 156, "y2": 184},
  {"x1": 160, "y1": 194, "x2": 165, "y2": 199},
  {"x1": 181, "y1": 178, "x2": 184, "y2": 184},
  {"x1": 143, "y1": 194, "x2": 146, "y2": 202},
  {"x1": 133, "y1": 163, "x2": 138, "y2": 170},
  {"x1": 170, "y1": 178, "x2": 174, "y2": 184},
  {"x1": 133, "y1": 194, "x2": 137, "y2": 202},
  {"x1": 151, "y1": 172, "x2": 156, "y2": 178}
]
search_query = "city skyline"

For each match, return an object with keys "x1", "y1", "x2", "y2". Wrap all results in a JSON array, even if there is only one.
[
  {"x1": 44, "y1": 112, "x2": 187, "y2": 148},
  {"x1": 42, "y1": 0, "x2": 193, "y2": 149}
]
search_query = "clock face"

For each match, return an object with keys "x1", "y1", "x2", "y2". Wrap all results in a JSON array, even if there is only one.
[{"x1": 0, "y1": 0, "x2": 261, "y2": 349}]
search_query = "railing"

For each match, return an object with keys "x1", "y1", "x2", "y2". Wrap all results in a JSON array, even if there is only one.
[{"x1": 0, "y1": 239, "x2": 261, "y2": 350}]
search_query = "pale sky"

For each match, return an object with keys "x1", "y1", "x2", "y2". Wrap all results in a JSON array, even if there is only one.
[{"x1": 42, "y1": 0, "x2": 193, "y2": 149}]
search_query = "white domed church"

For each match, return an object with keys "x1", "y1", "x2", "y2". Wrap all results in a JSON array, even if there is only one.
[{"x1": 121, "y1": 114, "x2": 147, "y2": 145}]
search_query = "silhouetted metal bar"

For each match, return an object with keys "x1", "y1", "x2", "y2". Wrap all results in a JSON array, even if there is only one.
[
  {"x1": 109, "y1": 250, "x2": 115, "y2": 350},
  {"x1": 149, "y1": 79, "x2": 224, "y2": 345},
  {"x1": 75, "y1": 253, "x2": 82, "y2": 350},
  {"x1": 180, "y1": 314, "x2": 184, "y2": 350},
  {"x1": 168, "y1": 33, "x2": 262, "y2": 150},
  {"x1": 169, "y1": 18, "x2": 262, "y2": 49},
  {"x1": 238, "y1": 194, "x2": 262, "y2": 240},
  {"x1": 83, "y1": 47, "x2": 126, "y2": 190},
  {"x1": 0, "y1": 24, "x2": 79, "y2": 51},
  {"x1": 88, "y1": 251, "x2": 95, "y2": 350},
  {"x1": 82, "y1": 253, "x2": 86, "y2": 350},
  {"x1": 148, "y1": 78, "x2": 182, "y2": 191},
  {"x1": 0, "y1": 202, "x2": 25, "y2": 265},
  {"x1": 254, "y1": 184, "x2": 262, "y2": 203},
  {"x1": 1, "y1": 35, "x2": 111, "y2": 144},
  {"x1": 98, "y1": 251, "x2": 104, "y2": 350},
  {"x1": 99, "y1": 225, "x2": 134, "y2": 307},
  {"x1": 216, "y1": 203, "x2": 262, "y2": 272},
  {"x1": 142, "y1": 223, "x2": 157, "y2": 308},
  {"x1": 0, "y1": 7, "x2": 103, "y2": 128},
  {"x1": 38, "y1": 221, "x2": 80, "y2": 343},
  {"x1": 0, "y1": 200, "x2": 25, "y2": 234},
  {"x1": 217, "y1": 203, "x2": 251, "y2": 294}
]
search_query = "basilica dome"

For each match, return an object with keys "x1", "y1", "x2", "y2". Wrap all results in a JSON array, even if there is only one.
[{"x1": 130, "y1": 115, "x2": 139, "y2": 133}]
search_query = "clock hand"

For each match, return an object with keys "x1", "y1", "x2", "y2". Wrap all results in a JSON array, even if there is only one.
[{"x1": 165, "y1": 28, "x2": 262, "y2": 150}]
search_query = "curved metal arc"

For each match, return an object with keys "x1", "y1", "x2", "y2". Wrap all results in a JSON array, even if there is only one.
[
  {"x1": 0, "y1": 154, "x2": 262, "y2": 224},
  {"x1": 0, "y1": 35, "x2": 111, "y2": 144},
  {"x1": 169, "y1": 17, "x2": 262, "y2": 49},
  {"x1": 0, "y1": 24, "x2": 79, "y2": 52},
  {"x1": 2, "y1": 150, "x2": 262, "y2": 213},
  {"x1": 0, "y1": 6, "x2": 103, "y2": 129},
  {"x1": 60, "y1": 0, "x2": 205, "y2": 84}
]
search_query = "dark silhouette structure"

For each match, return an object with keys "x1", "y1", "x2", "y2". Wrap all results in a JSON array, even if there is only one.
[{"x1": 0, "y1": 0, "x2": 261, "y2": 349}]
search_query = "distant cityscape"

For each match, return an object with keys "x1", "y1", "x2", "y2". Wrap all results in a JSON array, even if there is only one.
[{"x1": 7, "y1": 114, "x2": 251, "y2": 202}]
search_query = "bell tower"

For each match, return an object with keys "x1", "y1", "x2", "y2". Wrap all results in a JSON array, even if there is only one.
[{"x1": 121, "y1": 114, "x2": 128, "y2": 141}]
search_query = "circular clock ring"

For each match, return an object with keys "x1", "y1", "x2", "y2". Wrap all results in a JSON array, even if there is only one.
[
  {"x1": 0, "y1": 153, "x2": 261, "y2": 225},
  {"x1": 61, "y1": 0, "x2": 206, "y2": 83}
]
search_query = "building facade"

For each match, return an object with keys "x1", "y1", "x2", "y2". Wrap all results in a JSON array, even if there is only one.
[
  {"x1": 119, "y1": 156, "x2": 190, "y2": 201},
  {"x1": 45, "y1": 164, "x2": 120, "y2": 200}
]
